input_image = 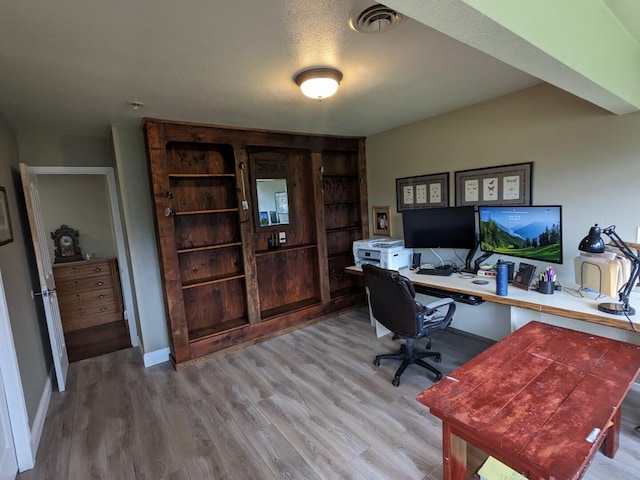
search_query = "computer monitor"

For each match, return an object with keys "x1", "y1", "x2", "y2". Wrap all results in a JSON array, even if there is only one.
[
  {"x1": 402, "y1": 206, "x2": 476, "y2": 249},
  {"x1": 478, "y1": 205, "x2": 563, "y2": 264}
]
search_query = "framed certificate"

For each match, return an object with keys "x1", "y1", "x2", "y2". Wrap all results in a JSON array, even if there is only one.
[
  {"x1": 455, "y1": 162, "x2": 532, "y2": 206},
  {"x1": 396, "y1": 172, "x2": 449, "y2": 211}
]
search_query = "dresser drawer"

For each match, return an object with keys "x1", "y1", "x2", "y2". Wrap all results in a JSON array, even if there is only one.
[
  {"x1": 57, "y1": 287, "x2": 115, "y2": 309},
  {"x1": 52, "y1": 257, "x2": 124, "y2": 333},
  {"x1": 53, "y1": 260, "x2": 113, "y2": 280},
  {"x1": 56, "y1": 275, "x2": 114, "y2": 295}
]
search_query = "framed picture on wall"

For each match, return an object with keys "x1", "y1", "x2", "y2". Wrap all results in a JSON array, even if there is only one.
[
  {"x1": 0, "y1": 187, "x2": 13, "y2": 246},
  {"x1": 455, "y1": 162, "x2": 532, "y2": 206},
  {"x1": 274, "y1": 191, "x2": 288, "y2": 214},
  {"x1": 372, "y1": 206, "x2": 392, "y2": 237},
  {"x1": 396, "y1": 172, "x2": 449, "y2": 211}
]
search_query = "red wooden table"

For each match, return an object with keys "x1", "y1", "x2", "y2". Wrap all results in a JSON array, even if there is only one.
[{"x1": 417, "y1": 321, "x2": 640, "y2": 480}]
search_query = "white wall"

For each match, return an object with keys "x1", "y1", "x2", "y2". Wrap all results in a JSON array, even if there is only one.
[
  {"x1": 17, "y1": 134, "x2": 114, "y2": 168},
  {"x1": 111, "y1": 125, "x2": 169, "y2": 357},
  {"x1": 366, "y1": 84, "x2": 640, "y2": 285},
  {"x1": 0, "y1": 120, "x2": 50, "y2": 425},
  {"x1": 38, "y1": 174, "x2": 116, "y2": 260}
]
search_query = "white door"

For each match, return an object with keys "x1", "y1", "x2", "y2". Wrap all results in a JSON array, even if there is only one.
[
  {"x1": 19, "y1": 164, "x2": 68, "y2": 392},
  {"x1": 0, "y1": 366, "x2": 17, "y2": 480}
]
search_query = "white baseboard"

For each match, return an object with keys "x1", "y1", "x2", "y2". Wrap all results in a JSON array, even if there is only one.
[
  {"x1": 30, "y1": 370, "x2": 52, "y2": 461},
  {"x1": 143, "y1": 347, "x2": 170, "y2": 367}
]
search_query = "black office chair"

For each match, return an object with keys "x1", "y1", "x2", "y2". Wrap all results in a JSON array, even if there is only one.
[{"x1": 362, "y1": 263, "x2": 456, "y2": 386}]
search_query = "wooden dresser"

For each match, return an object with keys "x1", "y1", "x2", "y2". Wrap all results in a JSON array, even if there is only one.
[{"x1": 53, "y1": 257, "x2": 123, "y2": 332}]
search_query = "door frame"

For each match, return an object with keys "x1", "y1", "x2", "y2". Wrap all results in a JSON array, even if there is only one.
[
  {"x1": 29, "y1": 166, "x2": 139, "y2": 348},
  {"x1": 0, "y1": 267, "x2": 34, "y2": 471}
]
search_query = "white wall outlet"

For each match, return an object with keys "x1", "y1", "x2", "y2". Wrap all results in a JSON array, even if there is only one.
[{"x1": 279, "y1": 232, "x2": 286, "y2": 244}]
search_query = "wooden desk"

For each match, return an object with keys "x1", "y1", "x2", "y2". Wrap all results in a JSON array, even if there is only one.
[
  {"x1": 417, "y1": 321, "x2": 640, "y2": 480},
  {"x1": 346, "y1": 265, "x2": 640, "y2": 333}
]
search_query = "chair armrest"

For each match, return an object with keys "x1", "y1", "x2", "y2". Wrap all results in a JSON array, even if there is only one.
[
  {"x1": 417, "y1": 297, "x2": 456, "y2": 328},
  {"x1": 423, "y1": 297, "x2": 454, "y2": 311}
]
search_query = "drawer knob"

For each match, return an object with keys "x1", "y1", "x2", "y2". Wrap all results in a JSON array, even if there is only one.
[
  {"x1": 96, "y1": 281, "x2": 104, "y2": 286},
  {"x1": 98, "y1": 294, "x2": 106, "y2": 299},
  {"x1": 94, "y1": 267, "x2": 102, "y2": 272},
  {"x1": 99, "y1": 307, "x2": 108, "y2": 312}
]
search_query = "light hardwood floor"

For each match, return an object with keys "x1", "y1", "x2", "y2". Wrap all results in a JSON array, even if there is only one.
[{"x1": 17, "y1": 308, "x2": 640, "y2": 480}]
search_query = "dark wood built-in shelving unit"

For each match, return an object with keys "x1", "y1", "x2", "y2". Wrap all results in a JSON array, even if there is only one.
[
  {"x1": 322, "y1": 149, "x2": 368, "y2": 299},
  {"x1": 144, "y1": 120, "x2": 368, "y2": 365}
]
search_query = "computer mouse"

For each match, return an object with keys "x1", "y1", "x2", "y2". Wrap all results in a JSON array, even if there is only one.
[{"x1": 472, "y1": 279, "x2": 489, "y2": 285}]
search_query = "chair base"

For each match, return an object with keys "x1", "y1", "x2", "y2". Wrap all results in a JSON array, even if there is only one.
[{"x1": 373, "y1": 338, "x2": 442, "y2": 386}]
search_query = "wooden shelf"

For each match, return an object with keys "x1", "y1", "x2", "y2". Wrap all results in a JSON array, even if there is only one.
[
  {"x1": 323, "y1": 173, "x2": 358, "y2": 178},
  {"x1": 188, "y1": 317, "x2": 249, "y2": 341},
  {"x1": 169, "y1": 173, "x2": 236, "y2": 178},
  {"x1": 323, "y1": 200, "x2": 359, "y2": 206},
  {"x1": 146, "y1": 120, "x2": 367, "y2": 365},
  {"x1": 326, "y1": 226, "x2": 360, "y2": 234},
  {"x1": 175, "y1": 208, "x2": 238, "y2": 216},
  {"x1": 177, "y1": 242, "x2": 243, "y2": 254},
  {"x1": 182, "y1": 273, "x2": 245, "y2": 290},
  {"x1": 255, "y1": 243, "x2": 317, "y2": 257},
  {"x1": 260, "y1": 298, "x2": 321, "y2": 319}
]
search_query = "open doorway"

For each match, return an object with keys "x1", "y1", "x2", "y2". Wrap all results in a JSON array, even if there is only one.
[{"x1": 27, "y1": 166, "x2": 138, "y2": 362}]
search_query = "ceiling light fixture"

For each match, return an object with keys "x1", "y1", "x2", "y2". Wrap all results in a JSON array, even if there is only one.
[{"x1": 294, "y1": 68, "x2": 343, "y2": 100}]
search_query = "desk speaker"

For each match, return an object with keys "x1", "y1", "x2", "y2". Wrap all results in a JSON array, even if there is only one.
[{"x1": 411, "y1": 253, "x2": 421, "y2": 270}]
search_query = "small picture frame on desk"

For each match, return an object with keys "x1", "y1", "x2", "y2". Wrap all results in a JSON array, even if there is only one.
[
  {"x1": 372, "y1": 206, "x2": 392, "y2": 237},
  {"x1": 513, "y1": 262, "x2": 537, "y2": 290}
]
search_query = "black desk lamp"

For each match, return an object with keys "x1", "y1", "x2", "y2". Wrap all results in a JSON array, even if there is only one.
[{"x1": 578, "y1": 224, "x2": 640, "y2": 316}]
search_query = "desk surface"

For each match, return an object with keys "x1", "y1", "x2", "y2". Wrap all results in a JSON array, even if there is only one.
[
  {"x1": 417, "y1": 321, "x2": 640, "y2": 480},
  {"x1": 346, "y1": 265, "x2": 640, "y2": 332}
]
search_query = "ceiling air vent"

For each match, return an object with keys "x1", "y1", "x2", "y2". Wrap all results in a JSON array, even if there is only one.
[{"x1": 349, "y1": 3, "x2": 403, "y2": 34}]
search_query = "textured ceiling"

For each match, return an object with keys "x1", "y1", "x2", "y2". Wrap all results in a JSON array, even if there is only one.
[{"x1": 0, "y1": 0, "x2": 637, "y2": 139}]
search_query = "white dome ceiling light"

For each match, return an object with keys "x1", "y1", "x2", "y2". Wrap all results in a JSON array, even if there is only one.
[{"x1": 294, "y1": 68, "x2": 343, "y2": 101}]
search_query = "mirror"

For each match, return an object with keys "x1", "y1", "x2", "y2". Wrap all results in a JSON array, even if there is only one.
[
  {"x1": 250, "y1": 151, "x2": 294, "y2": 231},
  {"x1": 256, "y1": 178, "x2": 289, "y2": 227}
]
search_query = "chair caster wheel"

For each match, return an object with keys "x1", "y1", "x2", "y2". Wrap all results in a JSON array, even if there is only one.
[
  {"x1": 392, "y1": 377, "x2": 400, "y2": 387},
  {"x1": 434, "y1": 354, "x2": 442, "y2": 363},
  {"x1": 373, "y1": 359, "x2": 380, "y2": 366},
  {"x1": 434, "y1": 373, "x2": 442, "y2": 382}
]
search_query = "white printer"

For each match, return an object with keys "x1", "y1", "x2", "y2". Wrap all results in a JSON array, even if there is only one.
[{"x1": 353, "y1": 238, "x2": 412, "y2": 271}]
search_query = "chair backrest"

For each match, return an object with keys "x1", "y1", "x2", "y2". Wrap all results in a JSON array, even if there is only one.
[{"x1": 362, "y1": 264, "x2": 421, "y2": 338}]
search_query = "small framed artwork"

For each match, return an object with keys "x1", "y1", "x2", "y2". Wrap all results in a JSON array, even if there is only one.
[
  {"x1": 455, "y1": 162, "x2": 532, "y2": 206},
  {"x1": 259, "y1": 211, "x2": 269, "y2": 226},
  {"x1": 0, "y1": 187, "x2": 13, "y2": 246},
  {"x1": 372, "y1": 206, "x2": 392, "y2": 237},
  {"x1": 274, "y1": 191, "x2": 288, "y2": 214},
  {"x1": 269, "y1": 211, "x2": 278, "y2": 224},
  {"x1": 396, "y1": 172, "x2": 449, "y2": 211}
]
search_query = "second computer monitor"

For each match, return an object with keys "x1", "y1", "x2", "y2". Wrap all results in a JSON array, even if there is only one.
[{"x1": 402, "y1": 206, "x2": 476, "y2": 249}]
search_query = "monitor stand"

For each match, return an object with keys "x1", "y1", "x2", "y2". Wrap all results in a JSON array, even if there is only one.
[{"x1": 460, "y1": 241, "x2": 493, "y2": 274}]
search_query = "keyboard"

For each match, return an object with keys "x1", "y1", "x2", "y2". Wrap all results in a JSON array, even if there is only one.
[{"x1": 417, "y1": 266, "x2": 454, "y2": 276}]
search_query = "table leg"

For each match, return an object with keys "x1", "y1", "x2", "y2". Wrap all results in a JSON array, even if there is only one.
[
  {"x1": 442, "y1": 423, "x2": 467, "y2": 480},
  {"x1": 604, "y1": 408, "x2": 621, "y2": 458}
]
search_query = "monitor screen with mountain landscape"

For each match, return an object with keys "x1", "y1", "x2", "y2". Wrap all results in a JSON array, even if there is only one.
[{"x1": 478, "y1": 205, "x2": 563, "y2": 264}]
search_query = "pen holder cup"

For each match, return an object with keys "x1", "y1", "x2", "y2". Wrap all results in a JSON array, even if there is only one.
[{"x1": 538, "y1": 281, "x2": 555, "y2": 295}]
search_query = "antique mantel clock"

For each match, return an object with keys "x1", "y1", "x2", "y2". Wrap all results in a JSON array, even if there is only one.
[{"x1": 51, "y1": 225, "x2": 83, "y2": 263}]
